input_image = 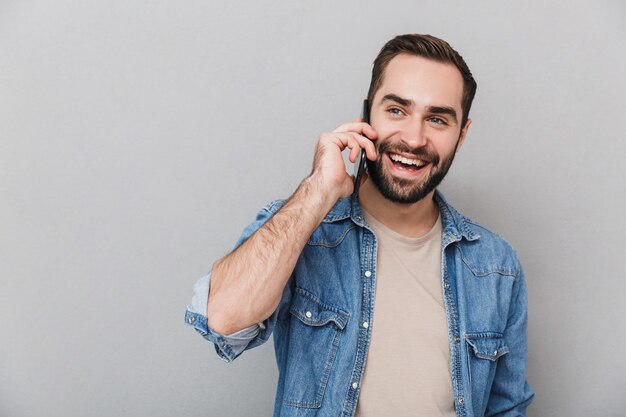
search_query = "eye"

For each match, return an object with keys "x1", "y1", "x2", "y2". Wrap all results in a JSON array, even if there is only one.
[
  {"x1": 428, "y1": 117, "x2": 447, "y2": 125},
  {"x1": 386, "y1": 107, "x2": 405, "y2": 117}
]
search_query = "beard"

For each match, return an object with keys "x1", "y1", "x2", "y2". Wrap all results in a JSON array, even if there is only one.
[{"x1": 365, "y1": 140, "x2": 458, "y2": 204}]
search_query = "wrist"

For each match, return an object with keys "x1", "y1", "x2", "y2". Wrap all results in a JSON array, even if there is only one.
[{"x1": 302, "y1": 173, "x2": 343, "y2": 209}]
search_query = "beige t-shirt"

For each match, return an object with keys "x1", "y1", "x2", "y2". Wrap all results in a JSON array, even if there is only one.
[{"x1": 355, "y1": 211, "x2": 455, "y2": 417}]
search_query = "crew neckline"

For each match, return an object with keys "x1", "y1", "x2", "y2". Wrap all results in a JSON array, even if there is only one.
[{"x1": 362, "y1": 208, "x2": 442, "y2": 246}]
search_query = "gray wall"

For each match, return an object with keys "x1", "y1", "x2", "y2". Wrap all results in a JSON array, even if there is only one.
[{"x1": 2, "y1": 1, "x2": 625, "y2": 416}]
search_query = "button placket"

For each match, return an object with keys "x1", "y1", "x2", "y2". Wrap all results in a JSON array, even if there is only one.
[{"x1": 346, "y1": 228, "x2": 375, "y2": 415}]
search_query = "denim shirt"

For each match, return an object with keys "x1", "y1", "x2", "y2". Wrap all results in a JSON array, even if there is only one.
[{"x1": 185, "y1": 191, "x2": 534, "y2": 417}]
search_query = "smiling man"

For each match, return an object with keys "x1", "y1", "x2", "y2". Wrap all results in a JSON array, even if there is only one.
[{"x1": 185, "y1": 34, "x2": 534, "y2": 417}]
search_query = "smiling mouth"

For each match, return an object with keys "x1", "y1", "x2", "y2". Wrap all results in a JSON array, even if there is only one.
[{"x1": 388, "y1": 152, "x2": 429, "y2": 172}]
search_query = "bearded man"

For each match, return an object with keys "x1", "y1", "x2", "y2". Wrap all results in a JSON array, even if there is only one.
[{"x1": 185, "y1": 33, "x2": 534, "y2": 417}]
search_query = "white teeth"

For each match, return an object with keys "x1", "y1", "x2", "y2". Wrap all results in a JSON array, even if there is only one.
[{"x1": 389, "y1": 154, "x2": 425, "y2": 167}]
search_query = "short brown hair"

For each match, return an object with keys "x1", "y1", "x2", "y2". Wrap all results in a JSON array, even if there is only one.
[{"x1": 367, "y1": 34, "x2": 477, "y2": 127}]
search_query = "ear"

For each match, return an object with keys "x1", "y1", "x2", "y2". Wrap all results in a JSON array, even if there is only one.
[{"x1": 456, "y1": 118, "x2": 471, "y2": 152}]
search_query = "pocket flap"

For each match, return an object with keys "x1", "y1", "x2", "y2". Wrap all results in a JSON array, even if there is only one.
[
  {"x1": 290, "y1": 288, "x2": 349, "y2": 330},
  {"x1": 465, "y1": 333, "x2": 509, "y2": 361}
]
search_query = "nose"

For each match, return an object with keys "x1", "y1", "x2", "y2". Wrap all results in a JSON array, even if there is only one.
[{"x1": 399, "y1": 120, "x2": 427, "y2": 149}]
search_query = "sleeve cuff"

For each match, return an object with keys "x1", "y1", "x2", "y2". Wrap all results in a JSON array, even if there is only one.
[
  {"x1": 185, "y1": 272, "x2": 260, "y2": 362},
  {"x1": 184, "y1": 309, "x2": 260, "y2": 362}
]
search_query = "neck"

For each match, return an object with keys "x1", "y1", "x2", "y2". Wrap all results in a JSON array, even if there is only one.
[{"x1": 358, "y1": 181, "x2": 440, "y2": 238}]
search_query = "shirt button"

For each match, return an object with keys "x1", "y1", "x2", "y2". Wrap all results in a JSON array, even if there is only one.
[
  {"x1": 454, "y1": 336, "x2": 460, "y2": 343},
  {"x1": 444, "y1": 282, "x2": 450, "y2": 289},
  {"x1": 305, "y1": 311, "x2": 312, "y2": 318},
  {"x1": 362, "y1": 322, "x2": 369, "y2": 328},
  {"x1": 352, "y1": 382, "x2": 358, "y2": 389},
  {"x1": 364, "y1": 270, "x2": 372, "y2": 278},
  {"x1": 355, "y1": 216, "x2": 363, "y2": 222},
  {"x1": 493, "y1": 350, "x2": 498, "y2": 355},
  {"x1": 187, "y1": 315, "x2": 195, "y2": 324},
  {"x1": 459, "y1": 396, "x2": 465, "y2": 405}
]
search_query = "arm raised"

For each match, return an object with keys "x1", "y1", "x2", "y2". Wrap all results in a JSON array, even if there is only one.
[{"x1": 207, "y1": 123, "x2": 377, "y2": 335}]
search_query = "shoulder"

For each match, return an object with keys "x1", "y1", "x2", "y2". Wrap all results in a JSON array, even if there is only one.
[
  {"x1": 232, "y1": 199, "x2": 287, "y2": 248},
  {"x1": 458, "y1": 216, "x2": 523, "y2": 278},
  {"x1": 260, "y1": 195, "x2": 354, "y2": 223},
  {"x1": 260, "y1": 199, "x2": 287, "y2": 215},
  {"x1": 437, "y1": 192, "x2": 523, "y2": 278}
]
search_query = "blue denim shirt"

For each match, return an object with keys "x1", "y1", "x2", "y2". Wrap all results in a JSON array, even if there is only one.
[{"x1": 185, "y1": 191, "x2": 534, "y2": 416}]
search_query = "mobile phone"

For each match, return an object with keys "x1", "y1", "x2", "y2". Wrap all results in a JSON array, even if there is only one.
[{"x1": 352, "y1": 99, "x2": 371, "y2": 195}]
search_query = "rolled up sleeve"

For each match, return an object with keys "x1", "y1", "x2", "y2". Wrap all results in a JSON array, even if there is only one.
[
  {"x1": 184, "y1": 272, "x2": 261, "y2": 362},
  {"x1": 184, "y1": 199, "x2": 287, "y2": 362}
]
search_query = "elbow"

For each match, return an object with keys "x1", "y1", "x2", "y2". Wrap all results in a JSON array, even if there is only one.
[
  {"x1": 207, "y1": 292, "x2": 257, "y2": 335},
  {"x1": 206, "y1": 317, "x2": 234, "y2": 336},
  {"x1": 207, "y1": 294, "x2": 271, "y2": 336},
  {"x1": 206, "y1": 295, "x2": 237, "y2": 335},
  {"x1": 206, "y1": 263, "x2": 235, "y2": 335}
]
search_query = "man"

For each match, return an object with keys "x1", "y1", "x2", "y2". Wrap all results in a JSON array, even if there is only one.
[{"x1": 185, "y1": 34, "x2": 534, "y2": 416}]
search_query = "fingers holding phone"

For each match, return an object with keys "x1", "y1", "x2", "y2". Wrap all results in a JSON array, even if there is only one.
[
  {"x1": 309, "y1": 98, "x2": 378, "y2": 200},
  {"x1": 310, "y1": 124, "x2": 377, "y2": 201},
  {"x1": 332, "y1": 123, "x2": 378, "y2": 163}
]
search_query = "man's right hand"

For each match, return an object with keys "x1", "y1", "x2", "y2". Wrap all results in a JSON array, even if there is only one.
[{"x1": 308, "y1": 121, "x2": 378, "y2": 202}]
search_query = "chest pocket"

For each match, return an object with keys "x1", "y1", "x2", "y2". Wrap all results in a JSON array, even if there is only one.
[
  {"x1": 465, "y1": 332, "x2": 509, "y2": 414},
  {"x1": 282, "y1": 287, "x2": 349, "y2": 409}
]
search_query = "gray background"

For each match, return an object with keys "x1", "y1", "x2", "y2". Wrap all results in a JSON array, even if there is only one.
[{"x1": 1, "y1": 1, "x2": 625, "y2": 416}]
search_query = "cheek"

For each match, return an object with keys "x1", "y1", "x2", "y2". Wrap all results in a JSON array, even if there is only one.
[
  {"x1": 370, "y1": 117, "x2": 396, "y2": 138},
  {"x1": 370, "y1": 127, "x2": 398, "y2": 151},
  {"x1": 434, "y1": 137, "x2": 461, "y2": 158}
]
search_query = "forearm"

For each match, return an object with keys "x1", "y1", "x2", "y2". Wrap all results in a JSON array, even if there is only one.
[{"x1": 207, "y1": 175, "x2": 338, "y2": 335}]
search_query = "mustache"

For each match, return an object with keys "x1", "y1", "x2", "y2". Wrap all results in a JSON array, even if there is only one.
[{"x1": 377, "y1": 141, "x2": 440, "y2": 165}]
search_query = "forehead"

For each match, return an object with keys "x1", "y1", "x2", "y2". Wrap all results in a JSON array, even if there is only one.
[{"x1": 375, "y1": 54, "x2": 464, "y2": 111}]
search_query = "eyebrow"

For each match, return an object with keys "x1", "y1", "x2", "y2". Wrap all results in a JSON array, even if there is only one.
[
  {"x1": 380, "y1": 94, "x2": 458, "y2": 124},
  {"x1": 381, "y1": 94, "x2": 413, "y2": 108},
  {"x1": 427, "y1": 106, "x2": 458, "y2": 124}
]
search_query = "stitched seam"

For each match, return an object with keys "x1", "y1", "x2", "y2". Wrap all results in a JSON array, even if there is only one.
[
  {"x1": 456, "y1": 245, "x2": 519, "y2": 278},
  {"x1": 307, "y1": 224, "x2": 356, "y2": 248}
]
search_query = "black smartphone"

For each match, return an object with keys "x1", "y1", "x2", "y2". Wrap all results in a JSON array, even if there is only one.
[{"x1": 353, "y1": 99, "x2": 371, "y2": 195}]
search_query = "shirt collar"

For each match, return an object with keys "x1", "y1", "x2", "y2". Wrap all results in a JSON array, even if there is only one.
[
  {"x1": 434, "y1": 190, "x2": 480, "y2": 244},
  {"x1": 321, "y1": 189, "x2": 480, "y2": 243}
]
